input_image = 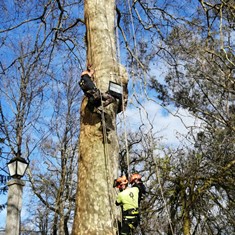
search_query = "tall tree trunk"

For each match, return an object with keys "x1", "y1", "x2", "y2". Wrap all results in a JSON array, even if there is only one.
[{"x1": 72, "y1": 0, "x2": 121, "y2": 234}]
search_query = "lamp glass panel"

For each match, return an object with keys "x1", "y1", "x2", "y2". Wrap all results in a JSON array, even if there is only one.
[
  {"x1": 109, "y1": 82, "x2": 123, "y2": 94},
  {"x1": 17, "y1": 161, "x2": 28, "y2": 176},
  {"x1": 8, "y1": 161, "x2": 17, "y2": 176}
]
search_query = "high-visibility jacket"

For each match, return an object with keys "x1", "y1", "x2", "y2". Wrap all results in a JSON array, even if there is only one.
[{"x1": 116, "y1": 187, "x2": 139, "y2": 217}]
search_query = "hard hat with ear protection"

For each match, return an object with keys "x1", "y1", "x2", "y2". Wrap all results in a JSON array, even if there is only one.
[
  {"x1": 130, "y1": 173, "x2": 142, "y2": 185},
  {"x1": 114, "y1": 175, "x2": 128, "y2": 188}
]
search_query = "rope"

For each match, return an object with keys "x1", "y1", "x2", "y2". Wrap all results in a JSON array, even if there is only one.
[
  {"x1": 114, "y1": 5, "x2": 131, "y2": 180},
  {"x1": 127, "y1": 0, "x2": 138, "y2": 55},
  {"x1": 104, "y1": 3, "x2": 175, "y2": 235},
  {"x1": 123, "y1": 98, "x2": 130, "y2": 173},
  {"x1": 149, "y1": 131, "x2": 175, "y2": 235},
  {"x1": 125, "y1": 3, "x2": 175, "y2": 231},
  {"x1": 98, "y1": 92, "x2": 118, "y2": 232},
  {"x1": 155, "y1": 159, "x2": 175, "y2": 235},
  {"x1": 115, "y1": 68, "x2": 130, "y2": 179}
]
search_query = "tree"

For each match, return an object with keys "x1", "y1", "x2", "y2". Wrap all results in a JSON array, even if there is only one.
[
  {"x1": 0, "y1": 1, "x2": 84, "y2": 232},
  {"x1": 0, "y1": 135, "x2": 8, "y2": 212},
  {"x1": 24, "y1": 64, "x2": 80, "y2": 234},
  {"x1": 149, "y1": 0, "x2": 235, "y2": 234},
  {"x1": 71, "y1": 1, "x2": 127, "y2": 234}
]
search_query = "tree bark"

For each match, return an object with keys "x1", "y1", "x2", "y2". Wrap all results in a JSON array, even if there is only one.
[{"x1": 72, "y1": 0, "x2": 121, "y2": 234}]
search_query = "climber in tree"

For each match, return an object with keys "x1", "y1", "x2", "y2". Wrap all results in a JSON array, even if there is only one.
[
  {"x1": 79, "y1": 65, "x2": 115, "y2": 112},
  {"x1": 114, "y1": 174, "x2": 146, "y2": 235}
]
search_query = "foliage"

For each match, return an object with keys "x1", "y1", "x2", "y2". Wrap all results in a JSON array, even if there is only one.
[{"x1": 148, "y1": 0, "x2": 235, "y2": 234}]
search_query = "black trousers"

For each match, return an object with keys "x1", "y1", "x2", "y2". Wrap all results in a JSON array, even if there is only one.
[{"x1": 119, "y1": 216, "x2": 139, "y2": 235}]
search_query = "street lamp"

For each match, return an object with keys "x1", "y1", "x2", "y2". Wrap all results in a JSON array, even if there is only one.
[
  {"x1": 5, "y1": 156, "x2": 29, "y2": 235},
  {"x1": 7, "y1": 157, "x2": 29, "y2": 179}
]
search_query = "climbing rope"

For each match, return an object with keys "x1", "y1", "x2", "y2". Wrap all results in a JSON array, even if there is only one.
[
  {"x1": 116, "y1": 3, "x2": 176, "y2": 234},
  {"x1": 154, "y1": 157, "x2": 175, "y2": 235},
  {"x1": 114, "y1": 4, "x2": 131, "y2": 180},
  {"x1": 98, "y1": 93, "x2": 118, "y2": 231}
]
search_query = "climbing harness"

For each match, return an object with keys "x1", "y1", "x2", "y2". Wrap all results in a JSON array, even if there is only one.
[{"x1": 123, "y1": 208, "x2": 139, "y2": 217}]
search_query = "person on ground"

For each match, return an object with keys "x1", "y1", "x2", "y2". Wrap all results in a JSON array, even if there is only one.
[{"x1": 114, "y1": 174, "x2": 146, "y2": 235}]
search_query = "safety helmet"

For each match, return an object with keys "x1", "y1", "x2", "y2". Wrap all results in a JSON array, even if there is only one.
[
  {"x1": 130, "y1": 173, "x2": 142, "y2": 184},
  {"x1": 116, "y1": 176, "x2": 128, "y2": 188}
]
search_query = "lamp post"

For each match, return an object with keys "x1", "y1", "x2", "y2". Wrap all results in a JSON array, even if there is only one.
[{"x1": 5, "y1": 156, "x2": 29, "y2": 235}]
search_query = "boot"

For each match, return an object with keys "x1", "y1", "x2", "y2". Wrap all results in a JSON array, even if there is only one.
[
  {"x1": 98, "y1": 123, "x2": 112, "y2": 133},
  {"x1": 92, "y1": 89, "x2": 101, "y2": 100},
  {"x1": 104, "y1": 114, "x2": 115, "y2": 131},
  {"x1": 103, "y1": 95, "x2": 115, "y2": 107}
]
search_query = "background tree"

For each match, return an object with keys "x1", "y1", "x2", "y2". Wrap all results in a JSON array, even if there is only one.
[
  {"x1": 149, "y1": 0, "x2": 235, "y2": 234},
  {"x1": 0, "y1": 1, "x2": 84, "y2": 233},
  {"x1": 24, "y1": 64, "x2": 80, "y2": 234},
  {"x1": 0, "y1": 137, "x2": 10, "y2": 212}
]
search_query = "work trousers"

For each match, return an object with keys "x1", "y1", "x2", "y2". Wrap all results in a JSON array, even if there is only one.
[{"x1": 119, "y1": 216, "x2": 139, "y2": 235}]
